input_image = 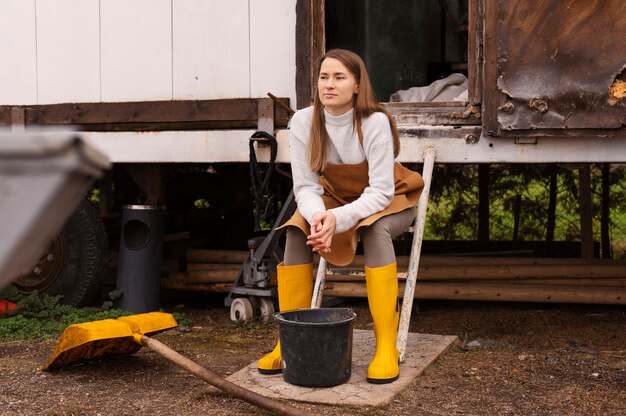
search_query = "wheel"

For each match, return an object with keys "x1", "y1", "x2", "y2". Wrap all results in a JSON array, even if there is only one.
[
  {"x1": 13, "y1": 199, "x2": 108, "y2": 306},
  {"x1": 230, "y1": 297, "x2": 254, "y2": 322},
  {"x1": 257, "y1": 298, "x2": 275, "y2": 323},
  {"x1": 247, "y1": 296, "x2": 259, "y2": 312}
]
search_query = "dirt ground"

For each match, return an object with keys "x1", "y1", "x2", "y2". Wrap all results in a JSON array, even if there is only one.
[{"x1": 1, "y1": 294, "x2": 624, "y2": 416}]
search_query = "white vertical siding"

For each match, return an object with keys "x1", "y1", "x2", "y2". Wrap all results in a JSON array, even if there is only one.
[
  {"x1": 100, "y1": 0, "x2": 172, "y2": 102},
  {"x1": 0, "y1": 0, "x2": 297, "y2": 105},
  {"x1": 173, "y1": 0, "x2": 249, "y2": 99},
  {"x1": 250, "y1": 0, "x2": 296, "y2": 107},
  {"x1": 36, "y1": 0, "x2": 100, "y2": 104},
  {"x1": 0, "y1": 0, "x2": 37, "y2": 104}
]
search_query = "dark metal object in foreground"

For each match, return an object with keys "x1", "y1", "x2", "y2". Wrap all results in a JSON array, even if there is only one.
[{"x1": 0, "y1": 132, "x2": 110, "y2": 290}]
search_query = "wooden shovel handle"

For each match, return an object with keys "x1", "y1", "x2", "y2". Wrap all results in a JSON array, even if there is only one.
[{"x1": 140, "y1": 335, "x2": 308, "y2": 416}]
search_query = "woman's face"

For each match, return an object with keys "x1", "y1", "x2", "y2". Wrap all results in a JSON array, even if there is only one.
[{"x1": 318, "y1": 58, "x2": 359, "y2": 116}]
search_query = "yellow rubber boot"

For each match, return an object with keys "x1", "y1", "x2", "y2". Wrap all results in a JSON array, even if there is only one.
[
  {"x1": 257, "y1": 262, "x2": 313, "y2": 374},
  {"x1": 365, "y1": 262, "x2": 400, "y2": 384}
]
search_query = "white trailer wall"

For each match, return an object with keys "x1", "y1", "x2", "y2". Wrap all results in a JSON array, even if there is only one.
[{"x1": 0, "y1": 0, "x2": 297, "y2": 107}]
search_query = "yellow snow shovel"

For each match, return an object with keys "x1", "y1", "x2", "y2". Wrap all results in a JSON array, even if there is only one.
[
  {"x1": 44, "y1": 312, "x2": 304, "y2": 416},
  {"x1": 44, "y1": 312, "x2": 177, "y2": 370}
]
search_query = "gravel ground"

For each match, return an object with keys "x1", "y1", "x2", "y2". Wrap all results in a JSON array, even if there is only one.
[{"x1": 1, "y1": 295, "x2": 624, "y2": 415}]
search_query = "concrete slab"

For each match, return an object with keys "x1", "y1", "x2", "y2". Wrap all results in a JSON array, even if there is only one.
[{"x1": 227, "y1": 330, "x2": 457, "y2": 406}]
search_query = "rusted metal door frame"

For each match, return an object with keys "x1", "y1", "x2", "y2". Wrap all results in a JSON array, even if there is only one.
[{"x1": 481, "y1": 0, "x2": 626, "y2": 138}]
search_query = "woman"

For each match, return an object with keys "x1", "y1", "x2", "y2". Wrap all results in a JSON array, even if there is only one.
[{"x1": 257, "y1": 49, "x2": 423, "y2": 384}]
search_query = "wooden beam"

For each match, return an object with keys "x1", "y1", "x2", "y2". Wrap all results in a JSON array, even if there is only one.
[
  {"x1": 177, "y1": 262, "x2": 626, "y2": 284},
  {"x1": 310, "y1": 0, "x2": 325, "y2": 100},
  {"x1": 0, "y1": 98, "x2": 291, "y2": 129},
  {"x1": 10, "y1": 107, "x2": 25, "y2": 133},
  {"x1": 478, "y1": 164, "x2": 490, "y2": 241},
  {"x1": 295, "y1": 0, "x2": 324, "y2": 110},
  {"x1": 186, "y1": 249, "x2": 626, "y2": 267},
  {"x1": 323, "y1": 281, "x2": 626, "y2": 305},
  {"x1": 481, "y1": 0, "x2": 501, "y2": 136},
  {"x1": 329, "y1": 263, "x2": 626, "y2": 281},
  {"x1": 601, "y1": 163, "x2": 612, "y2": 258},
  {"x1": 578, "y1": 164, "x2": 594, "y2": 259},
  {"x1": 385, "y1": 102, "x2": 480, "y2": 126},
  {"x1": 295, "y1": 0, "x2": 313, "y2": 109},
  {"x1": 467, "y1": 0, "x2": 483, "y2": 106}
]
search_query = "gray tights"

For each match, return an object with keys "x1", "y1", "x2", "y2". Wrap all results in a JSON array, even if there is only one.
[{"x1": 283, "y1": 207, "x2": 415, "y2": 268}]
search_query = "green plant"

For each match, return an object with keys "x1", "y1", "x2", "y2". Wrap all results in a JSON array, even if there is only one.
[
  {"x1": 171, "y1": 311, "x2": 193, "y2": 327},
  {"x1": 0, "y1": 291, "x2": 131, "y2": 341}
]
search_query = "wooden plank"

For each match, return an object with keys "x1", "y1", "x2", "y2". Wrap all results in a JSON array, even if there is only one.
[
  {"x1": 100, "y1": 0, "x2": 172, "y2": 101},
  {"x1": 161, "y1": 279, "x2": 231, "y2": 293},
  {"x1": 172, "y1": 0, "x2": 249, "y2": 100},
  {"x1": 186, "y1": 263, "x2": 241, "y2": 271},
  {"x1": 186, "y1": 249, "x2": 626, "y2": 267},
  {"x1": 385, "y1": 102, "x2": 480, "y2": 126},
  {"x1": 467, "y1": 0, "x2": 481, "y2": 105},
  {"x1": 464, "y1": 279, "x2": 626, "y2": 287},
  {"x1": 327, "y1": 264, "x2": 626, "y2": 280},
  {"x1": 36, "y1": 0, "x2": 100, "y2": 104},
  {"x1": 10, "y1": 108, "x2": 25, "y2": 133},
  {"x1": 480, "y1": 0, "x2": 501, "y2": 136},
  {"x1": 310, "y1": 0, "x2": 325, "y2": 101},
  {"x1": 0, "y1": 99, "x2": 291, "y2": 126},
  {"x1": 168, "y1": 270, "x2": 238, "y2": 284},
  {"x1": 579, "y1": 165, "x2": 594, "y2": 259},
  {"x1": 250, "y1": 0, "x2": 297, "y2": 108},
  {"x1": 0, "y1": 0, "x2": 37, "y2": 105},
  {"x1": 323, "y1": 281, "x2": 626, "y2": 305},
  {"x1": 295, "y1": 0, "x2": 312, "y2": 109}
]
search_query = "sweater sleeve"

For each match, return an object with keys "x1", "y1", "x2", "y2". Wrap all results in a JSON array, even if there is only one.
[
  {"x1": 289, "y1": 110, "x2": 326, "y2": 225},
  {"x1": 329, "y1": 113, "x2": 395, "y2": 233}
]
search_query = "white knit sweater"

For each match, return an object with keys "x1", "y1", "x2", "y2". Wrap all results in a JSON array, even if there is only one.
[{"x1": 289, "y1": 106, "x2": 395, "y2": 234}]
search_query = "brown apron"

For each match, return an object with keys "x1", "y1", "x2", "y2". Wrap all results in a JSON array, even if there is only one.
[{"x1": 280, "y1": 160, "x2": 424, "y2": 266}]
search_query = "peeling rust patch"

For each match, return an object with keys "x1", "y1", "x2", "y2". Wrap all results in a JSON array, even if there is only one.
[
  {"x1": 499, "y1": 102, "x2": 515, "y2": 114},
  {"x1": 608, "y1": 79, "x2": 626, "y2": 105},
  {"x1": 448, "y1": 104, "x2": 482, "y2": 120},
  {"x1": 529, "y1": 99, "x2": 549, "y2": 113}
]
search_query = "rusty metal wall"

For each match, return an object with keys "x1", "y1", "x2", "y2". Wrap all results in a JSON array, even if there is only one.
[{"x1": 495, "y1": 0, "x2": 626, "y2": 131}]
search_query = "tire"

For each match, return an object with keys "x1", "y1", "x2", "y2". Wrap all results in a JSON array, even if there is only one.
[{"x1": 13, "y1": 199, "x2": 108, "y2": 306}]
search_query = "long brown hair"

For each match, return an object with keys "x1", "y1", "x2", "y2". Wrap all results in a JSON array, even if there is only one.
[{"x1": 308, "y1": 49, "x2": 400, "y2": 172}]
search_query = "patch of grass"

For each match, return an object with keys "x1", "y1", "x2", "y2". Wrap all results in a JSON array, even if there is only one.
[
  {"x1": 0, "y1": 289, "x2": 131, "y2": 341},
  {"x1": 0, "y1": 288, "x2": 194, "y2": 342},
  {"x1": 171, "y1": 311, "x2": 193, "y2": 327},
  {"x1": 230, "y1": 318, "x2": 264, "y2": 331}
]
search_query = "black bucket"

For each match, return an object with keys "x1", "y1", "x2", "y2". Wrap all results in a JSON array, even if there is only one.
[{"x1": 275, "y1": 308, "x2": 357, "y2": 387}]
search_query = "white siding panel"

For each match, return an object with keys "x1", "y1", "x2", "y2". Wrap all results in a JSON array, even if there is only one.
[
  {"x1": 0, "y1": 0, "x2": 37, "y2": 104},
  {"x1": 173, "y1": 0, "x2": 249, "y2": 99},
  {"x1": 250, "y1": 0, "x2": 296, "y2": 109},
  {"x1": 36, "y1": 0, "x2": 100, "y2": 104},
  {"x1": 83, "y1": 130, "x2": 258, "y2": 162},
  {"x1": 101, "y1": 0, "x2": 172, "y2": 102}
]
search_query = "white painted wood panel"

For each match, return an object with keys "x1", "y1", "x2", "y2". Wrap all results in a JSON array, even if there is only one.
[
  {"x1": 36, "y1": 0, "x2": 100, "y2": 104},
  {"x1": 250, "y1": 0, "x2": 297, "y2": 109},
  {"x1": 81, "y1": 129, "x2": 626, "y2": 164},
  {"x1": 0, "y1": 0, "x2": 37, "y2": 104},
  {"x1": 173, "y1": 0, "x2": 249, "y2": 99},
  {"x1": 100, "y1": 0, "x2": 172, "y2": 102},
  {"x1": 83, "y1": 130, "x2": 257, "y2": 162}
]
